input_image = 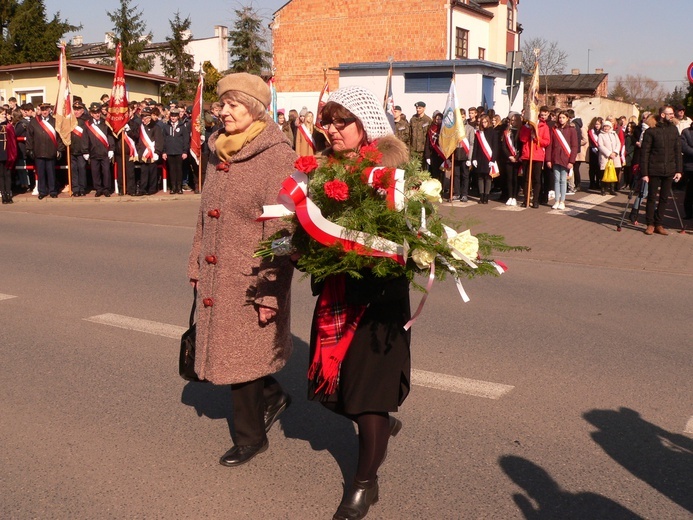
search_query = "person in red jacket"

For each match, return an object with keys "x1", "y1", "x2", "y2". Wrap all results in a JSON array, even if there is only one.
[
  {"x1": 519, "y1": 106, "x2": 551, "y2": 208},
  {"x1": 546, "y1": 111, "x2": 578, "y2": 210}
]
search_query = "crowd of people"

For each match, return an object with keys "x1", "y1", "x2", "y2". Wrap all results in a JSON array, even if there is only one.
[{"x1": 0, "y1": 94, "x2": 226, "y2": 202}]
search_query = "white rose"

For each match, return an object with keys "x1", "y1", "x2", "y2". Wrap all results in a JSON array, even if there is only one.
[
  {"x1": 447, "y1": 229, "x2": 479, "y2": 260},
  {"x1": 411, "y1": 248, "x2": 436, "y2": 269},
  {"x1": 419, "y1": 179, "x2": 442, "y2": 203}
]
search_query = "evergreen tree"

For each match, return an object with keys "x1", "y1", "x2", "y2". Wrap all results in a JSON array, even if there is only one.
[
  {"x1": 663, "y1": 84, "x2": 686, "y2": 109},
  {"x1": 105, "y1": 0, "x2": 154, "y2": 72},
  {"x1": 159, "y1": 11, "x2": 196, "y2": 103},
  {"x1": 0, "y1": 0, "x2": 78, "y2": 65},
  {"x1": 202, "y1": 61, "x2": 222, "y2": 103},
  {"x1": 227, "y1": 6, "x2": 271, "y2": 75}
]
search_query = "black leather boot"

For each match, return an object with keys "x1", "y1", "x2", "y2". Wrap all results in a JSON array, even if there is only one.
[
  {"x1": 6, "y1": 192, "x2": 13, "y2": 204},
  {"x1": 333, "y1": 478, "x2": 379, "y2": 520},
  {"x1": 1, "y1": 192, "x2": 7, "y2": 204}
]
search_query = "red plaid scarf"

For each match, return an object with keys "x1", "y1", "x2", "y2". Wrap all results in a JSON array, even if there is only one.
[{"x1": 308, "y1": 274, "x2": 367, "y2": 395}]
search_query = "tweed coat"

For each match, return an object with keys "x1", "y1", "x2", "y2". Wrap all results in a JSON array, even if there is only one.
[{"x1": 187, "y1": 114, "x2": 297, "y2": 385}]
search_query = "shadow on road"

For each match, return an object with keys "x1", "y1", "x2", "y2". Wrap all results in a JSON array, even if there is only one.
[
  {"x1": 179, "y1": 335, "x2": 358, "y2": 484},
  {"x1": 499, "y1": 455, "x2": 643, "y2": 519},
  {"x1": 583, "y1": 407, "x2": 693, "y2": 513}
]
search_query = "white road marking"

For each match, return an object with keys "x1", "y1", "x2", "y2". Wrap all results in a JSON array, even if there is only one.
[
  {"x1": 564, "y1": 193, "x2": 613, "y2": 216},
  {"x1": 685, "y1": 417, "x2": 693, "y2": 435},
  {"x1": 0, "y1": 293, "x2": 17, "y2": 301},
  {"x1": 494, "y1": 205, "x2": 526, "y2": 211},
  {"x1": 86, "y1": 314, "x2": 515, "y2": 399},
  {"x1": 411, "y1": 369, "x2": 514, "y2": 399},
  {"x1": 84, "y1": 313, "x2": 186, "y2": 339}
]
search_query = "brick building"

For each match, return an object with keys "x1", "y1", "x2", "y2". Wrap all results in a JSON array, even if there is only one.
[{"x1": 271, "y1": 0, "x2": 522, "y2": 116}]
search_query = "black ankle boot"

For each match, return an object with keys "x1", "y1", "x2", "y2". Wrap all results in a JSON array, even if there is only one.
[
  {"x1": 333, "y1": 478, "x2": 379, "y2": 520},
  {"x1": 1, "y1": 192, "x2": 7, "y2": 204},
  {"x1": 7, "y1": 192, "x2": 13, "y2": 204}
]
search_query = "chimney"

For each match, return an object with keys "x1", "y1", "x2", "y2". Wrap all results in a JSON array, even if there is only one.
[
  {"x1": 595, "y1": 68, "x2": 604, "y2": 74},
  {"x1": 72, "y1": 35, "x2": 83, "y2": 46},
  {"x1": 571, "y1": 68, "x2": 580, "y2": 75}
]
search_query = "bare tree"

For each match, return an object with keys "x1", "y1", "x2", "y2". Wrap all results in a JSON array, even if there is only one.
[
  {"x1": 615, "y1": 74, "x2": 667, "y2": 109},
  {"x1": 521, "y1": 37, "x2": 568, "y2": 75}
]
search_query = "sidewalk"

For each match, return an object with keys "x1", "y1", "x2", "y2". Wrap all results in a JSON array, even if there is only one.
[
  {"x1": 3, "y1": 186, "x2": 692, "y2": 276},
  {"x1": 437, "y1": 189, "x2": 693, "y2": 276}
]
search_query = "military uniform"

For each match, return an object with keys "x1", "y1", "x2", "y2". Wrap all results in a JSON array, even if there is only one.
[
  {"x1": 136, "y1": 108, "x2": 164, "y2": 195},
  {"x1": 394, "y1": 115, "x2": 410, "y2": 147},
  {"x1": 409, "y1": 102, "x2": 432, "y2": 170},
  {"x1": 85, "y1": 102, "x2": 115, "y2": 197},
  {"x1": 69, "y1": 102, "x2": 89, "y2": 196},
  {"x1": 163, "y1": 109, "x2": 190, "y2": 194},
  {"x1": 26, "y1": 104, "x2": 66, "y2": 198}
]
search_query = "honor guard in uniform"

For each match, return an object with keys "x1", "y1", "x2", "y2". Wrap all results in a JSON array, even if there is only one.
[
  {"x1": 85, "y1": 102, "x2": 115, "y2": 197},
  {"x1": 69, "y1": 101, "x2": 89, "y2": 196},
  {"x1": 26, "y1": 102, "x2": 65, "y2": 199},
  {"x1": 409, "y1": 101, "x2": 432, "y2": 169},
  {"x1": 14, "y1": 103, "x2": 34, "y2": 191},
  {"x1": 393, "y1": 105, "x2": 411, "y2": 147},
  {"x1": 116, "y1": 101, "x2": 141, "y2": 195},
  {"x1": 162, "y1": 108, "x2": 190, "y2": 194},
  {"x1": 135, "y1": 107, "x2": 164, "y2": 196}
]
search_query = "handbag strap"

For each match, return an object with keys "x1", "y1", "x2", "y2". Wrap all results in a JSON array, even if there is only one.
[{"x1": 189, "y1": 287, "x2": 197, "y2": 328}]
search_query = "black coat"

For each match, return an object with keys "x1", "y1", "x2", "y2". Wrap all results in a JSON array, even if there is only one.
[
  {"x1": 70, "y1": 114, "x2": 89, "y2": 156},
  {"x1": 163, "y1": 120, "x2": 190, "y2": 156},
  {"x1": 85, "y1": 118, "x2": 115, "y2": 158},
  {"x1": 136, "y1": 121, "x2": 164, "y2": 160},
  {"x1": 641, "y1": 120, "x2": 682, "y2": 177},
  {"x1": 681, "y1": 127, "x2": 693, "y2": 173},
  {"x1": 27, "y1": 116, "x2": 66, "y2": 159}
]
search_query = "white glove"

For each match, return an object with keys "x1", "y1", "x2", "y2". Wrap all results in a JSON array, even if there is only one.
[
  {"x1": 108, "y1": 151, "x2": 114, "y2": 160},
  {"x1": 472, "y1": 160, "x2": 478, "y2": 168},
  {"x1": 124, "y1": 124, "x2": 130, "y2": 132},
  {"x1": 200, "y1": 135, "x2": 206, "y2": 143},
  {"x1": 426, "y1": 158, "x2": 431, "y2": 165},
  {"x1": 83, "y1": 154, "x2": 89, "y2": 161},
  {"x1": 153, "y1": 153, "x2": 159, "y2": 161},
  {"x1": 465, "y1": 160, "x2": 471, "y2": 167}
]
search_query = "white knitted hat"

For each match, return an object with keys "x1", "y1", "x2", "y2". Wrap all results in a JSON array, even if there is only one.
[{"x1": 327, "y1": 85, "x2": 393, "y2": 142}]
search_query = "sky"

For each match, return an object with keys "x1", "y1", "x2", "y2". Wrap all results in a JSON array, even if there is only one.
[{"x1": 45, "y1": 0, "x2": 693, "y2": 91}]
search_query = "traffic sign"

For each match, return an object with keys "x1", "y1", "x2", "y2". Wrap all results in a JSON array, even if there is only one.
[{"x1": 687, "y1": 62, "x2": 693, "y2": 84}]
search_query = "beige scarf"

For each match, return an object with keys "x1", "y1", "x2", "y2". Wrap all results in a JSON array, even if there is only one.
[{"x1": 215, "y1": 121, "x2": 267, "y2": 162}]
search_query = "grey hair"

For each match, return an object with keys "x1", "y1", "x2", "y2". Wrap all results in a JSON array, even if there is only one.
[{"x1": 220, "y1": 91, "x2": 266, "y2": 120}]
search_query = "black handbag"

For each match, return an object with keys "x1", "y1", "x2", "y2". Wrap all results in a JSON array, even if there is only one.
[{"x1": 179, "y1": 288, "x2": 205, "y2": 382}]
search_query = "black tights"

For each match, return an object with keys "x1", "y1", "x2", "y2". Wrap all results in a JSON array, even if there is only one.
[{"x1": 325, "y1": 404, "x2": 391, "y2": 481}]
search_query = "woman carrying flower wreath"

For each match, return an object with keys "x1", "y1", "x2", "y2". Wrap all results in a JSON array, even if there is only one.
[
  {"x1": 187, "y1": 73, "x2": 297, "y2": 468},
  {"x1": 306, "y1": 86, "x2": 412, "y2": 520}
]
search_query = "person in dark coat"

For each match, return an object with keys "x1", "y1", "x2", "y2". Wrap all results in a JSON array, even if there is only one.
[
  {"x1": 84, "y1": 102, "x2": 115, "y2": 197},
  {"x1": 641, "y1": 106, "x2": 683, "y2": 235},
  {"x1": 0, "y1": 107, "x2": 17, "y2": 203},
  {"x1": 162, "y1": 108, "x2": 190, "y2": 194},
  {"x1": 26, "y1": 102, "x2": 66, "y2": 199},
  {"x1": 13, "y1": 104, "x2": 33, "y2": 192},
  {"x1": 69, "y1": 101, "x2": 89, "y2": 196},
  {"x1": 472, "y1": 114, "x2": 500, "y2": 204},
  {"x1": 681, "y1": 121, "x2": 693, "y2": 219},
  {"x1": 310, "y1": 85, "x2": 410, "y2": 520},
  {"x1": 135, "y1": 107, "x2": 164, "y2": 196}
]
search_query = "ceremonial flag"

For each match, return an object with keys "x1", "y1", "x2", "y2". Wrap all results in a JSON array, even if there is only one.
[
  {"x1": 190, "y1": 70, "x2": 204, "y2": 164},
  {"x1": 106, "y1": 43, "x2": 129, "y2": 137},
  {"x1": 524, "y1": 56, "x2": 540, "y2": 130},
  {"x1": 439, "y1": 79, "x2": 466, "y2": 159},
  {"x1": 383, "y1": 64, "x2": 395, "y2": 130},
  {"x1": 55, "y1": 42, "x2": 76, "y2": 146},
  {"x1": 268, "y1": 76, "x2": 278, "y2": 122},
  {"x1": 315, "y1": 80, "x2": 330, "y2": 132}
]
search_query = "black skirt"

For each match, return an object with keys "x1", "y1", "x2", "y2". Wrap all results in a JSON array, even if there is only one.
[{"x1": 307, "y1": 273, "x2": 411, "y2": 415}]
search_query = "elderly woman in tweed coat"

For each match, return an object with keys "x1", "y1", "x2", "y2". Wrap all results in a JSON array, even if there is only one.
[{"x1": 187, "y1": 72, "x2": 297, "y2": 467}]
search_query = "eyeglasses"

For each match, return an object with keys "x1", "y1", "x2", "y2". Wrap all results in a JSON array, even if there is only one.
[{"x1": 319, "y1": 117, "x2": 356, "y2": 130}]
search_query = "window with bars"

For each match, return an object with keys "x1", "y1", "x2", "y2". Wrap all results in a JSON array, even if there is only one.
[{"x1": 455, "y1": 28, "x2": 469, "y2": 59}]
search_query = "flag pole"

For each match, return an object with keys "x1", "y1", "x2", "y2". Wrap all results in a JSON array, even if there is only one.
[
  {"x1": 121, "y1": 135, "x2": 126, "y2": 194},
  {"x1": 67, "y1": 145, "x2": 72, "y2": 196},
  {"x1": 525, "y1": 135, "x2": 534, "y2": 208}
]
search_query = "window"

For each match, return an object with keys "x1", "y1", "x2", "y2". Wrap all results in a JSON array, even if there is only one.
[
  {"x1": 478, "y1": 48, "x2": 485, "y2": 60},
  {"x1": 404, "y1": 72, "x2": 453, "y2": 93},
  {"x1": 455, "y1": 28, "x2": 469, "y2": 59},
  {"x1": 507, "y1": 1, "x2": 515, "y2": 31}
]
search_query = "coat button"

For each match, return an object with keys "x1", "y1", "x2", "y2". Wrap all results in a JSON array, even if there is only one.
[
  {"x1": 205, "y1": 255, "x2": 217, "y2": 264},
  {"x1": 202, "y1": 297, "x2": 214, "y2": 307},
  {"x1": 207, "y1": 209, "x2": 220, "y2": 218}
]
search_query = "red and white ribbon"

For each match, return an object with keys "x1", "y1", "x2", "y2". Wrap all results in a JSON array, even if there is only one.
[
  {"x1": 553, "y1": 127, "x2": 572, "y2": 157},
  {"x1": 361, "y1": 166, "x2": 405, "y2": 211},
  {"x1": 86, "y1": 121, "x2": 109, "y2": 149},
  {"x1": 259, "y1": 171, "x2": 407, "y2": 265}
]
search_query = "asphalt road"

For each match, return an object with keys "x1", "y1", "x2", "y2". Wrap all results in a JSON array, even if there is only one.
[{"x1": 1, "y1": 197, "x2": 691, "y2": 519}]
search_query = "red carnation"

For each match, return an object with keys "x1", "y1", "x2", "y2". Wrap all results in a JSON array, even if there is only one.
[
  {"x1": 294, "y1": 156, "x2": 319, "y2": 173},
  {"x1": 324, "y1": 179, "x2": 350, "y2": 201},
  {"x1": 372, "y1": 168, "x2": 393, "y2": 189},
  {"x1": 359, "y1": 142, "x2": 383, "y2": 163}
]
